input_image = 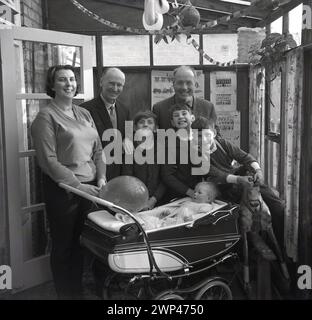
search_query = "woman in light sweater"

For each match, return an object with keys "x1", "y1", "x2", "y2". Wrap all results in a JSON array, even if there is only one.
[{"x1": 31, "y1": 65, "x2": 106, "y2": 299}]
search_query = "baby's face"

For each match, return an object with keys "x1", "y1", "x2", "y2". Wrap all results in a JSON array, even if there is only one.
[{"x1": 193, "y1": 185, "x2": 215, "y2": 203}]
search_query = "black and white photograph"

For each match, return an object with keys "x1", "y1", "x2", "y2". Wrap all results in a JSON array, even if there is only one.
[{"x1": 0, "y1": 0, "x2": 311, "y2": 308}]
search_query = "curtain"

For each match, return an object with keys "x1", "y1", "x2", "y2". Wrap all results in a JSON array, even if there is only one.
[{"x1": 283, "y1": 47, "x2": 304, "y2": 261}]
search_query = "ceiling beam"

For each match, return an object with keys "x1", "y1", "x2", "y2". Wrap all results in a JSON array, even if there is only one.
[
  {"x1": 256, "y1": 0, "x2": 302, "y2": 27},
  {"x1": 220, "y1": 0, "x2": 251, "y2": 5}
]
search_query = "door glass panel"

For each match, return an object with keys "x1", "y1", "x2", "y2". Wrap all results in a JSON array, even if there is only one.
[
  {"x1": 15, "y1": 41, "x2": 82, "y2": 94},
  {"x1": 19, "y1": 156, "x2": 44, "y2": 207},
  {"x1": 16, "y1": 99, "x2": 50, "y2": 152},
  {"x1": 23, "y1": 209, "x2": 50, "y2": 261}
]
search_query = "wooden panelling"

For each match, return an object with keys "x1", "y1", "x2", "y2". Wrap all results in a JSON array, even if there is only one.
[
  {"x1": 118, "y1": 71, "x2": 151, "y2": 118},
  {"x1": 237, "y1": 67, "x2": 250, "y2": 152}
]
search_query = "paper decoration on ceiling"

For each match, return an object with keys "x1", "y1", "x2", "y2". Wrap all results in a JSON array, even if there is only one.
[
  {"x1": 69, "y1": 0, "x2": 277, "y2": 36},
  {"x1": 190, "y1": 37, "x2": 237, "y2": 66},
  {"x1": 143, "y1": 0, "x2": 170, "y2": 31},
  {"x1": 69, "y1": 0, "x2": 287, "y2": 66}
]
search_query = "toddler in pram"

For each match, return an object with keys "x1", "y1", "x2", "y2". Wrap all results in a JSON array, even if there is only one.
[{"x1": 115, "y1": 181, "x2": 220, "y2": 230}]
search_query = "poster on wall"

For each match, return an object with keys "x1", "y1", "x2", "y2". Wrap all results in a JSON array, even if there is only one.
[
  {"x1": 217, "y1": 111, "x2": 241, "y2": 147},
  {"x1": 210, "y1": 71, "x2": 237, "y2": 113},
  {"x1": 151, "y1": 70, "x2": 205, "y2": 107}
]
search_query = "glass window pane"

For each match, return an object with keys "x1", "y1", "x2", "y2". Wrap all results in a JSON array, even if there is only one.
[
  {"x1": 20, "y1": 156, "x2": 44, "y2": 207},
  {"x1": 102, "y1": 35, "x2": 150, "y2": 66},
  {"x1": 15, "y1": 41, "x2": 82, "y2": 94},
  {"x1": 267, "y1": 140, "x2": 280, "y2": 193},
  {"x1": 270, "y1": 17, "x2": 283, "y2": 34},
  {"x1": 289, "y1": 4, "x2": 303, "y2": 46},
  {"x1": 269, "y1": 73, "x2": 281, "y2": 134},
  {"x1": 153, "y1": 34, "x2": 200, "y2": 66},
  {"x1": 203, "y1": 34, "x2": 238, "y2": 65},
  {"x1": 23, "y1": 209, "x2": 50, "y2": 261},
  {"x1": 16, "y1": 99, "x2": 50, "y2": 152}
]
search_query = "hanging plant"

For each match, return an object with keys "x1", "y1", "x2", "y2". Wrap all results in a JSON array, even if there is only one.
[{"x1": 249, "y1": 32, "x2": 297, "y2": 82}]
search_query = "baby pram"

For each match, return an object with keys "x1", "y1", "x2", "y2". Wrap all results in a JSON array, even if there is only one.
[{"x1": 60, "y1": 183, "x2": 241, "y2": 300}]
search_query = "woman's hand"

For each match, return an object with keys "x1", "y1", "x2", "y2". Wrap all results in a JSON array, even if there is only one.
[{"x1": 77, "y1": 184, "x2": 100, "y2": 196}]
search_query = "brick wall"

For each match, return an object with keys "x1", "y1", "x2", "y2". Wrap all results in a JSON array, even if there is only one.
[{"x1": 21, "y1": 0, "x2": 43, "y2": 28}]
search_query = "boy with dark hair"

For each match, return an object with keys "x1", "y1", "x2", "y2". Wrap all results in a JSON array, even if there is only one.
[
  {"x1": 161, "y1": 104, "x2": 204, "y2": 200},
  {"x1": 192, "y1": 116, "x2": 285, "y2": 249},
  {"x1": 122, "y1": 110, "x2": 165, "y2": 210}
]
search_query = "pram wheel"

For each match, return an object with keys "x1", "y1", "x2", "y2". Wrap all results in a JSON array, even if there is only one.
[
  {"x1": 156, "y1": 292, "x2": 184, "y2": 300},
  {"x1": 102, "y1": 273, "x2": 145, "y2": 300},
  {"x1": 194, "y1": 280, "x2": 232, "y2": 300}
]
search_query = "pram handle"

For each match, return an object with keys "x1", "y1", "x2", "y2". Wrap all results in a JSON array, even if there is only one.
[
  {"x1": 58, "y1": 182, "x2": 172, "y2": 280},
  {"x1": 59, "y1": 183, "x2": 117, "y2": 210}
]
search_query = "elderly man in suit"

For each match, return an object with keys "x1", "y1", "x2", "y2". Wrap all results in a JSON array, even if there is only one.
[
  {"x1": 153, "y1": 65, "x2": 217, "y2": 129},
  {"x1": 81, "y1": 67, "x2": 130, "y2": 181}
]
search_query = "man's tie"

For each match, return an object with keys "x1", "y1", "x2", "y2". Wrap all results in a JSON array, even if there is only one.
[{"x1": 108, "y1": 105, "x2": 117, "y2": 129}]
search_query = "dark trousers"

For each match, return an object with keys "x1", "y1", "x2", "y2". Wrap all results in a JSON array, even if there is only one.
[
  {"x1": 43, "y1": 174, "x2": 94, "y2": 299},
  {"x1": 218, "y1": 183, "x2": 285, "y2": 250}
]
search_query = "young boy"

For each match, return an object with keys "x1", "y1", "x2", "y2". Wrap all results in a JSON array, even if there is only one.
[
  {"x1": 191, "y1": 116, "x2": 285, "y2": 249},
  {"x1": 122, "y1": 110, "x2": 165, "y2": 210},
  {"x1": 160, "y1": 103, "x2": 205, "y2": 201}
]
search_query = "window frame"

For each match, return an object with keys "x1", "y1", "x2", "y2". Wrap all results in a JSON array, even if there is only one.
[{"x1": 264, "y1": 10, "x2": 292, "y2": 197}]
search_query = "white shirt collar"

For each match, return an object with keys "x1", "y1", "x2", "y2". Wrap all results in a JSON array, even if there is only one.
[{"x1": 100, "y1": 94, "x2": 116, "y2": 110}]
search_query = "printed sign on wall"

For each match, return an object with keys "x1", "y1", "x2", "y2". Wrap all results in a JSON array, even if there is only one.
[
  {"x1": 210, "y1": 71, "x2": 237, "y2": 113},
  {"x1": 217, "y1": 111, "x2": 241, "y2": 147},
  {"x1": 151, "y1": 70, "x2": 205, "y2": 107},
  {"x1": 210, "y1": 71, "x2": 240, "y2": 147}
]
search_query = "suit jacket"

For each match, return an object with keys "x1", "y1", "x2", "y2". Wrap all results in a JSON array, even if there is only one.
[
  {"x1": 80, "y1": 96, "x2": 130, "y2": 181},
  {"x1": 153, "y1": 95, "x2": 217, "y2": 129}
]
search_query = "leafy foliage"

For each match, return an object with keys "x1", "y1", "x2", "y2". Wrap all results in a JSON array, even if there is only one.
[{"x1": 249, "y1": 33, "x2": 297, "y2": 81}]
